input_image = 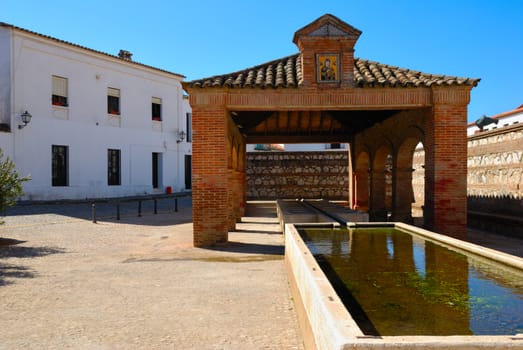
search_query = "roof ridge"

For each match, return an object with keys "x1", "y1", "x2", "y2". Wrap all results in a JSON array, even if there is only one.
[{"x1": 186, "y1": 53, "x2": 480, "y2": 89}]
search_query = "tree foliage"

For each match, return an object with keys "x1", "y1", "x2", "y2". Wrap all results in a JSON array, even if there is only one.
[{"x1": 0, "y1": 149, "x2": 30, "y2": 215}]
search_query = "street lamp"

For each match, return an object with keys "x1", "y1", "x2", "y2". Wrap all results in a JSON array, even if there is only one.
[{"x1": 18, "y1": 110, "x2": 32, "y2": 129}]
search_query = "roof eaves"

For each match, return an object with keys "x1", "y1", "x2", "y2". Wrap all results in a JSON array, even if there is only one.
[{"x1": 0, "y1": 22, "x2": 185, "y2": 79}]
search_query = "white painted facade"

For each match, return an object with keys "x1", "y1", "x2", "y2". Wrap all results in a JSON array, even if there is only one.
[
  {"x1": 467, "y1": 105, "x2": 523, "y2": 136},
  {"x1": 0, "y1": 23, "x2": 192, "y2": 201}
]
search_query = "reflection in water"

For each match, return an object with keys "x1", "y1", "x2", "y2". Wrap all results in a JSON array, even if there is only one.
[{"x1": 300, "y1": 227, "x2": 523, "y2": 336}]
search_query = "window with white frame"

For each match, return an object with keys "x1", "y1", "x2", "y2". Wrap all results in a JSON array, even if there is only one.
[
  {"x1": 152, "y1": 97, "x2": 162, "y2": 121},
  {"x1": 326, "y1": 143, "x2": 346, "y2": 149},
  {"x1": 52, "y1": 75, "x2": 68, "y2": 107},
  {"x1": 107, "y1": 88, "x2": 120, "y2": 115}
]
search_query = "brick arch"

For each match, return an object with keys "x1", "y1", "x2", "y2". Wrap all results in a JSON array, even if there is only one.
[
  {"x1": 392, "y1": 126, "x2": 425, "y2": 223},
  {"x1": 370, "y1": 143, "x2": 393, "y2": 221},
  {"x1": 396, "y1": 125, "x2": 424, "y2": 168},
  {"x1": 183, "y1": 14, "x2": 477, "y2": 246}
]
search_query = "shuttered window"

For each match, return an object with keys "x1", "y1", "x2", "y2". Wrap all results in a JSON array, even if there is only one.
[
  {"x1": 52, "y1": 76, "x2": 68, "y2": 107},
  {"x1": 152, "y1": 97, "x2": 161, "y2": 121},
  {"x1": 107, "y1": 88, "x2": 120, "y2": 115}
]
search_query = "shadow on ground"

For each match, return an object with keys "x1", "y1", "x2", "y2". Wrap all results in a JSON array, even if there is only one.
[
  {"x1": 0, "y1": 238, "x2": 65, "y2": 286},
  {"x1": 4, "y1": 197, "x2": 193, "y2": 227},
  {"x1": 206, "y1": 241, "x2": 284, "y2": 256}
]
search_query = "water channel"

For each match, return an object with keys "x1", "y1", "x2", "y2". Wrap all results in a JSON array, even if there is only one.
[{"x1": 299, "y1": 226, "x2": 523, "y2": 336}]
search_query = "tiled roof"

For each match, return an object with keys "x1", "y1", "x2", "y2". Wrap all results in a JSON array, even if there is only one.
[
  {"x1": 187, "y1": 55, "x2": 302, "y2": 89},
  {"x1": 0, "y1": 22, "x2": 185, "y2": 79},
  {"x1": 185, "y1": 53, "x2": 480, "y2": 89}
]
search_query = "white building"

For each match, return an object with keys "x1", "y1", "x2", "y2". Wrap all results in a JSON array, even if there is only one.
[
  {"x1": 467, "y1": 104, "x2": 523, "y2": 136},
  {"x1": 0, "y1": 22, "x2": 192, "y2": 201}
]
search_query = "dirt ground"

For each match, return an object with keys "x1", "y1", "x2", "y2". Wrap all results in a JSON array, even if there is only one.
[{"x1": 0, "y1": 200, "x2": 304, "y2": 349}]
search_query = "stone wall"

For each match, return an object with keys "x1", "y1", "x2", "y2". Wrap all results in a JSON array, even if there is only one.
[
  {"x1": 467, "y1": 123, "x2": 523, "y2": 208},
  {"x1": 246, "y1": 151, "x2": 349, "y2": 200},
  {"x1": 412, "y1": 123, "x2": 523, "y2": 236}
]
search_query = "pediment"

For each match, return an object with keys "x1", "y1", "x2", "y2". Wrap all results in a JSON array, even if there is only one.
[{"x1": 293, "y1": 14, "x2": 361, "y2": 43}]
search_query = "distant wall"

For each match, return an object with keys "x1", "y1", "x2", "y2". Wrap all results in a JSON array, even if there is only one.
[
  {"x1": 246, "y1": 151, "x2": 349, "y2": 200},
  {"x1": 413, "y1": 123, "x2": 523, "y2": 236},
  {"x1": 467, "y1": 123, "x2": 523, "y2": 207},
  {"x1": 467, "y1": 123, "x2": 523, "y2": 236}
]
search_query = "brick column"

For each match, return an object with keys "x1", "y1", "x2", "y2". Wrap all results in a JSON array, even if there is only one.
[
  {"x1": 424, "y1": 87, "x2": 470, "y2": 238},
  {"x1": 192, "y1": 104, "x2": 229, "y2": 247},
  {"x1": 370, "y1": 170, "x2": 387, "y2": 221},
  {"x1": 353, "y1": 170, "x2": 369, "y2": 210},
  {"x1": 238, "y1": 143, "x2": 247, "y2": 217},
  {"x1": 392, "y1": 166, "x2": 414, "y2": 223},
  {"x1": 227, "y1": 168, "x2": 236, "y2": 231}
]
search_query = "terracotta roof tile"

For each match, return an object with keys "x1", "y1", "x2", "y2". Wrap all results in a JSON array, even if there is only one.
[
  {"x1": 185, "y1": 53, "x2": 479, "y2": 89},
  {"x1": 188, "y1": 55, "x2": 302, "y2": 89}
]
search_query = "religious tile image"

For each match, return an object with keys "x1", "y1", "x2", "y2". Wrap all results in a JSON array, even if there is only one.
[{"x1": 317, "y1": 54, "x2": 339, "y2": 82}]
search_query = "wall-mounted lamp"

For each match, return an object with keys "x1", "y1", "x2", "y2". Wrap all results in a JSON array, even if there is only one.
[
  {"x1": 18, "y1": 110, "x2": 32, "y2": 129},
  {"x1": 176, "y1": 130, "x2": 186, "y2": 143}
]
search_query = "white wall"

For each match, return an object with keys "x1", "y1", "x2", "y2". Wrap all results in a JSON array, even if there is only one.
[
  {"x1": 467, "y1": 109, "x2": 523, "y2": 136},
  {"x1": 1, "y1": 26, "x2": 191, "y2": 200}
]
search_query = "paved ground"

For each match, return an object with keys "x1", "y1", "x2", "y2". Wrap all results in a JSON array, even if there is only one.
[
  {"x1": 0, "y1": 199, "x2": 304, "y2": 349},
  {"x1": 1, "y1": 198, "x2": 522, "y2": 350},
  {"x1": 465, "y1": 228, "x2": 523, "y2": 258}
]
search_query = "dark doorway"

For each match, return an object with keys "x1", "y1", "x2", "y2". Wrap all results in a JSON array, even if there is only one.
[{"x1": 152, "y1": 152, "x2": 160, "y2": 189}]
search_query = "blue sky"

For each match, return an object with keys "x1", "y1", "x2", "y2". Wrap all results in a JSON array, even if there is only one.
[{"x1": 2, "y1": 0, "x2": 522, "y2": 122}]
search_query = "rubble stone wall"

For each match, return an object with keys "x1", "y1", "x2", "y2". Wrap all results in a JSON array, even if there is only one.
[
  {"x1": 246, "y1": 151, "x2": 349, "y2": 200},
  {"x1": 412, "y1": 123, "x2": 523, "y2": 236},
  {"x1": 467, "y1": 124, "x2": 523, "y2": 215}
]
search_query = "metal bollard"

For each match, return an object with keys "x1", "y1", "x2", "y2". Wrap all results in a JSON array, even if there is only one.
[
  {"x1": 116, "y1": 203, "x2": 120, "y2": 220},
  {"x1": 174, "y1": 198, "x2": 178, "y2": 212},
  {"x1": 138, "y1": 200, "x2": 142, "y2": 217},
  {"x1": 154, "y1": 199, "x2": 157, "y2": 214},
  {"x1": 92, "y1": 203, "x2": 97, "y2": 223}
]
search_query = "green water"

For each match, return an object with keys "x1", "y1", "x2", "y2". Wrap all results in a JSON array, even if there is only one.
[{"x1": 300, "y1": 227, "x2": 523, "y2": 336}]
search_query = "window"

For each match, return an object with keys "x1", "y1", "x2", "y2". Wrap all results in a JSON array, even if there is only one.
[
  {"x1": 326, "y1": 143, "x2": 346, "y2": 149},
  {"x1": 186, "y1": 112, "x2": 192, "y2": 142},
  {"x1": 52, "y1": 76, "x2": 68, "y2": 107},
  {"x1": 152, "y1": 97, "x2": 162, "y2": 121},
  {"x1": 108, "y1": 149, "x2": 121, "y2": 186},
  {"x1": 52, "y1": 145, "x2": 68, "y2": 186},
  {"x1": 107, "y1": 88, "x2": 120, "y2": 115}
]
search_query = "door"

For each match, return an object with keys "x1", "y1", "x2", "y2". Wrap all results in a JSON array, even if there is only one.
[{"x1": 152, "y1": 152, "x2": 160, "y2": 189}]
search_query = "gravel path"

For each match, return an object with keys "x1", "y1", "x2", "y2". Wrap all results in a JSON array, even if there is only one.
[{"x1": 0, "y1": 200, "x2": 304, "y2": 349}]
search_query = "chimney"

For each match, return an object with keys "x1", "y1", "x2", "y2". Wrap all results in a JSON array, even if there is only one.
[{"x1": 118, "y1": 50, "x2": 133, "y2": 61}]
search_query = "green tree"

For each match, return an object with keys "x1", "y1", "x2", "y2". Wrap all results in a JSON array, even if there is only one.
[{"x1": 0, "y1": 149, "x2": 30, "y2": 218}]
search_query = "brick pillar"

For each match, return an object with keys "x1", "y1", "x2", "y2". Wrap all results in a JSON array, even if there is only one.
[
  {"x1": 192, "y1": 105, "x2": 229, "y2": 247},
  {"x1": 233, "y1": 170, "x2": 244, "y2": 221},
  {"x1": 392, "y1": 167, "x2": 414, "y2": 223},
  {"x1": 238, "y1": 143, "x2": 247, "y2": 217},
  {"x1": 425, "y1": 87, "x2": 469, "y2": 238},
  {"x1": 370, "y1": 170, "x2": 387, "y2": 221},
  {"x1": 227, "y1": 168, "x2": 236, "y2": 231},
  {"x1": 354, "y1": 170, "x2": 369, "y2": 210}
]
